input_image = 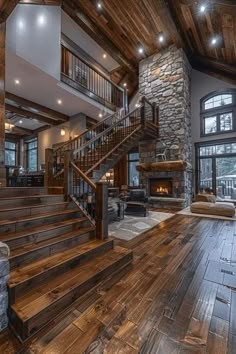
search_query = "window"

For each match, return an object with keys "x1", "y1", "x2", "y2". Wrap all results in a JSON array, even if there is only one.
[
  {"x1": 196, "y1": 139, "x2": 236, "y2": 201},
  {"x1": 27, "y1": 139, "x2": 38, "y2": 171},
  {"x1": 5, "y1": 141, "x2": 16, "y2": 166},
  {"x1": 128, "y1": 152, "x2": 139, "y2": 187},
  {"x1": 201, "y1": 90, "x2": 236, "y2": 136}
]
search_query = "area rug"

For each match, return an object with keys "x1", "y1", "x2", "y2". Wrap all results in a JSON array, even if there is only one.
[
  {"x1": 178, "y1": 206, "x2": 236, "y2": 221},
  {"x1": 108, "y1": 211, "x2": 174, "y2": 241}
]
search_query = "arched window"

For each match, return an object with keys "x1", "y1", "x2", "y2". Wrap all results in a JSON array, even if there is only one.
[{"x1": 200, "y1": 90, "x2": 236, "y2": 136}]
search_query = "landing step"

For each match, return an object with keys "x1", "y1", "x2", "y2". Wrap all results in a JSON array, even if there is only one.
[
  {"x1": 0, "y1": 194, "x2": 64, "y2": 208},
  {"x1": 9, "y1": 239, "x2": 114, "y2": 302},
  {"x1": 0, "y1": 217, "x2": 88, "y2": 248},
  {"x1": 10, "y1": 245, "x2": 132, "y2": 340},
  {"x1": 9, "y1": 226, "x2": 95, "y2": 269}
]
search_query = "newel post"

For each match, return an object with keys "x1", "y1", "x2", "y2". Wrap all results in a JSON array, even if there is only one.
[
  {"x1": 95, "y1": 181, "x2": 108, "y2": 240},
  {"x1": 140, "y1": 96, "x2": 146, "y2": 127},
  {"x1": 64, "y1": 150, "x2": 73, "y2": 201},
  {"x1": 44, "y1": 148, "x2": 54, "y2": 187}
]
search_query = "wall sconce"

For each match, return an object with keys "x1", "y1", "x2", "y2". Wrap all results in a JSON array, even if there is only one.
[
  {"x1": 5, "y1": 122, "x2": 15, "y2": 132},
  {"x1": 60, "y1": 127, "x2": 66, "y2": 136}
]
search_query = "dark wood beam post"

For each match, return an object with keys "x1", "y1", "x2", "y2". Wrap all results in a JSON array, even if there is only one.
[
  {"x1": 95, "y1": 181, "x2": 108, "y2": 240},
  {"x1": 44, "y1": 148, "x2": 54, "y2": 187},
  {"x1": 140, "y1": 96, "x2": 146, "y2": 127},
  {"x1": 0, "y1": 22, "x2": 6, "y2": 186},
  {"x1": 64, "y1": 150, "x2": 72, "y2": 201}
]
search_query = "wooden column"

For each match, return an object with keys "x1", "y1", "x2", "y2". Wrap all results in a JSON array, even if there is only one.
[
  {"x1": 44, "y1": 148, "x2": 54, "y2": 187},
  {"x1": 95, "y1": 181, "x2": 108, "y2": 240},
  {"x1": 64, "y1": 150, "x2": 72, "y2": 201},
  {"x1": 0, "y1": 23, "x2": 6, "y2": 187}
]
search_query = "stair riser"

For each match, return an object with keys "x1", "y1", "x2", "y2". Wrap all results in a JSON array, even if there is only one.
[
  {"x1": 0, "y1": 211, "x2": 81, "y2": 234},
  {"x1": 10, "y1": 230, "x2": 95, "y2": 270},
  {"x1": 0, "y1": 203, "x2": 74, "y2": 221},
  {"x1": 0, "y1": 188, "x2": 48, "y2": 199},
  {"x1": 3, "y1": 220, "x2": 89, "y2": 250},
  {"x1": 9, "y1": 240, "x2": 114, "y2": 305},
  {"x1": 10, "y1": 250, "x2": 132, "y2": 340},
  {"x1": 0, "y1": 196, "x2": 64, "y2": 209}
]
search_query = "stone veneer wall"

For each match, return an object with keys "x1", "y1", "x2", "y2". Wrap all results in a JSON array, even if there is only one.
[
  {"x1": 139, "y1": 45, "x2": 192, "y2": 205},
  {"x1": 0, "y1": 242, "x2": 9, "y2": 331}
]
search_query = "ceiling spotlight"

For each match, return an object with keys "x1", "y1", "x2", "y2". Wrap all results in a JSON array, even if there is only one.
[
  {"x1": 57, "y1": 99, "x2": 62, "y2": 105},
  {"x1": 123, "y1": 83, "x2": 127, "y2": 87},
  {"x1": 97, "y1": 2, "x2": 102, "y2": 9},
  {"x1": 211, "y1": 37, "x2": 217, "y2": 46},
  {"x1": 138, "y1": 46, "x2": 144, "y2": 54},
  {"x1": 102, "y1": 53, "x2": 107, "y2": 59},
  {"x1": 18, "y1": 19, "x2": 25, "y2": 30},
  {"x1": 19, "y1": 120, "x2": 23, "y2": 124},
  {"x1": 200, "y1": 4, "x2": 206, "y2": 13},
  {"x1": 37, "y1": 15, "x2": 46, "y2": 26},
  {"x1": 99, "y1": 113, "x2": 103, "y2": 118},
  {"x1": 158, "y1": 34, "x2": 164, "y2": 43},
  {"x1": 14, "y1": 79, "x2": 20, "y2": 85}
]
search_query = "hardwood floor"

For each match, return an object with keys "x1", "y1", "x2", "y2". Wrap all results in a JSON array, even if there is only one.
[{"x1": 1, "y1": 214, "x2": 236, "y2": 353}]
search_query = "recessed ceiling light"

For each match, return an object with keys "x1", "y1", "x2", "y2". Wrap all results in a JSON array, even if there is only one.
[
  {"x1": 18, "y1": 20, "x2": 25, "y2": 30},
  {"x1": 200, "y1": 4, "x2": 206, "y2": 13},
  {"x1": 57, "y1": 99, "x2": 62, "y2": 105},
  {"x1": 97, "y1": 2, "x2": 102, "y2": 9},
  {"x1": 19, "y1": 120, "x2": 23, "y2": 124},
  {"x1": 135, "y1": 103, "x2": 141, "y2": 108},
  {"x1": 37, "y1": 15, "x2": 46, "y2": 26},
  {"x1": 138, "y1": 47, "x2": 144, "y2": 54},
  {"x1": 14, "y1": 79, "x2": 20, "y2": 85},
  {"x1": 123, "y1": 83, "x2": 127, "y2": 87},
  {"x1": 102, "y1": 53, "x2": 107, "y2": 59},
  {"x1": 211, "y1": 37, "x2": 217, "y2": 46},
  {"x1": 158, "y1": 34, "x2": 164, "y2": 43},
  {"x1": 99, "y1": 113, "x2": 103, "y2": 118}
]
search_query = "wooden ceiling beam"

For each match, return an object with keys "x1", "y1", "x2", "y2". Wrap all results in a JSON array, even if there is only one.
[
  {"x1": 0, "y1": 0, "x2": 19, "y2": 23},
  {"x1": 62, "y1": 1, "x2": 137, "y2": 75},
  {"x1": 6, "y1": 92, "x2": 69, "y2": 122},
  {"x1": 5, "y1": 104, "x2": 59, "y2": 126}
]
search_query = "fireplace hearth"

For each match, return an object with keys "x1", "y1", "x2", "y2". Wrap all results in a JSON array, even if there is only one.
[{"x1": 149, "y1": 178, "x2": 173, "y2": 197}]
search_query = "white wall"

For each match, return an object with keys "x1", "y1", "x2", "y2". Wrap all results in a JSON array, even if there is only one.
[
  {"x1": 38, "y1": 114, "x2": 86, "y2": 166},
  {"x1": 191, "y1": 69, "x2": 236, "y2": 144},
  {"x1": 6, "y1": 4, "x2": 61, "y2": 80}
]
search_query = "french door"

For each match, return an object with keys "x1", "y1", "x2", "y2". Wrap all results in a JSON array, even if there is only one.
[{"x1": 196, "y1": 140, "x2": 236, "y2": 201}]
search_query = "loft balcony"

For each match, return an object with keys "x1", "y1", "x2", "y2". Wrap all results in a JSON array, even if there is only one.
[{"x1": 61, "y1": 46, "x2": 126, "y2": 112}]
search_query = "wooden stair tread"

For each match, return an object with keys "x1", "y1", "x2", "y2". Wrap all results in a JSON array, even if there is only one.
[
  {"x1": 11, "y1": 246, "x2": 131, "y2": 321},
  {"x1": 0, "y1": 201, "x2": 69, "y2": 212},
  {"x1": 0, "y1": 208, "x2": 79, "y2": 225},
  {"x1": 9, "y1": 226, "x2": 95, "y2": 259},
  {"x1": 0, "y1": 194, "x2": 63, "y2": 201},
  {"x1": 0, "y1": 217, "x2": 87, "y2": 243},
  {"x1": 9, "y1": 239, "x2": 113, "y2": 287}
]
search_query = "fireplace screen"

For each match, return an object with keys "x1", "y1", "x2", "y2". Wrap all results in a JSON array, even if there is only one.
[{"x1": 149, "y1": 178, "x2": 173, "y2": 197}]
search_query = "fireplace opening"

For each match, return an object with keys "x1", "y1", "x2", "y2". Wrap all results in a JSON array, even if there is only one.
[{"x1": 149, "y1": 178, "x2": 173, "y2": 197}]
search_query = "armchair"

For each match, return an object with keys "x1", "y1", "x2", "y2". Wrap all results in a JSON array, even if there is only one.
[{"x1": 125, "y1": 189, "x2": 148, "y2": 217}]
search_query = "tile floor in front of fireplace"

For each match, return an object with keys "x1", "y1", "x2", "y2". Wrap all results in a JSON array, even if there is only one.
[{"x1": 109, "y1": 210, "x2": 174, "y2": 241}]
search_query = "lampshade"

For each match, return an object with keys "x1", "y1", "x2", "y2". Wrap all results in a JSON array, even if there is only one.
[
  {"x1": 5, "y1": 122, "x2": 14, "y2": 131},
  {"x1": 60, "y1": 127, "x2": 66, "y2": 136}
]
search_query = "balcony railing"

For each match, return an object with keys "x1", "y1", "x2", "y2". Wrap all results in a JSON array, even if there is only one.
[{"x1": 61, "y1": 45, "x2": 126, "y2": 111}]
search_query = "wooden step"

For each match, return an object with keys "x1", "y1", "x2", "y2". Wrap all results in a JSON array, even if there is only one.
[
  {"x1": 9, "y1": 226, "x2": 95, "y2": 269},
  {"x1": 0, "y1": 209, "x2": 81, "y2": 234},
  {"x1": 8, "y1": 239, "x2": 114, "y2": 304},
  {"x1": 9, "y1": 245, "x2": 132, "y2": 340},
  {"x1": 0, "y1": 194, "x2": 64, "y2": 209},
  {"x1": 0, "y1": 217, "x2": 88, "y2": 249},
  {"x1": 0, "y1": 187, "x2": 49, "y2": 198},
  {"x1": 0, "y1": 202, "x2": 73, "y2": 220}
]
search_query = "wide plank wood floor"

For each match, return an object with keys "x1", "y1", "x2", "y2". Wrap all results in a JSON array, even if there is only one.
[{"x1": 1, "y1": 214, "x2": 236, "y2": 354}]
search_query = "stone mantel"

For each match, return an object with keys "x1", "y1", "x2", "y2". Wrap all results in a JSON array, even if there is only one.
[{"x1": 136, "y1": 160, "x2": 192, "y2": 173}]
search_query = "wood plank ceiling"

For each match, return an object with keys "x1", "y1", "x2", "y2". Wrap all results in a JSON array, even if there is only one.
[{"x1": 62, "y1": 0, "x2": 236, "y2": 94}]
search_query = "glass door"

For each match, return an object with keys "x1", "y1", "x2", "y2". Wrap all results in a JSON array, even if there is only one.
[
  {"x1": 216, "y1": 156, "x2": 236, "y2": 200},
  {"x1": 199, "y1": 158, "x2": 213, "y2": 193}
]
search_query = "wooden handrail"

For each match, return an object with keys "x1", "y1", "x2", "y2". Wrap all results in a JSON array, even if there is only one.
[{"x1": 70, "y1": 161, "x2": 96, "y2": 190}]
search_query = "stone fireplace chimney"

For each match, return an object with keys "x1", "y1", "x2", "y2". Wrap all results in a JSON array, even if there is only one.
[{"x1": 138, "y1": 45, "x2": 192, "y2": 208}]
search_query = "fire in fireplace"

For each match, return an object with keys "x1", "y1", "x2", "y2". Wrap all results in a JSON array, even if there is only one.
[{"x1": 149, "y1": 178, "x2": 173, "y2": 197}]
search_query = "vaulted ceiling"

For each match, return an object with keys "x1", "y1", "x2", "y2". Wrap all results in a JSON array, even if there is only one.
[{"x1": 1, "y1": 0, "x2": 236, "y2": 97}]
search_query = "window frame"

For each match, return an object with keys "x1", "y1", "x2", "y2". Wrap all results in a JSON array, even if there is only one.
[
  {"x1": 26, "y1": 138, "x2": 38, "y2": 172},
  {"x1": 200, "y1": 89, "x2": 236, "y2": 137},
  {"x1": 127, "y1": 151, "x2": 140, "y2": 188},
  {"x1": 5, "y1": 140, "x2": 17, "y2": 167}
]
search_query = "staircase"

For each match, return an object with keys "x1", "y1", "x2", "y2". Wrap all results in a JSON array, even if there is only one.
[
  {"x1": 0, "y1": 191, "x2": 132, "y2": 341},
  {"x1": 2, "y1": 97, "x2": 158, "y2": 341}
]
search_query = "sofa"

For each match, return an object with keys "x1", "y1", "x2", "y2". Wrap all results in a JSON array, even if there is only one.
[{"x1": 191, "y1": 194, "x2": 235, "y2": 218}]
